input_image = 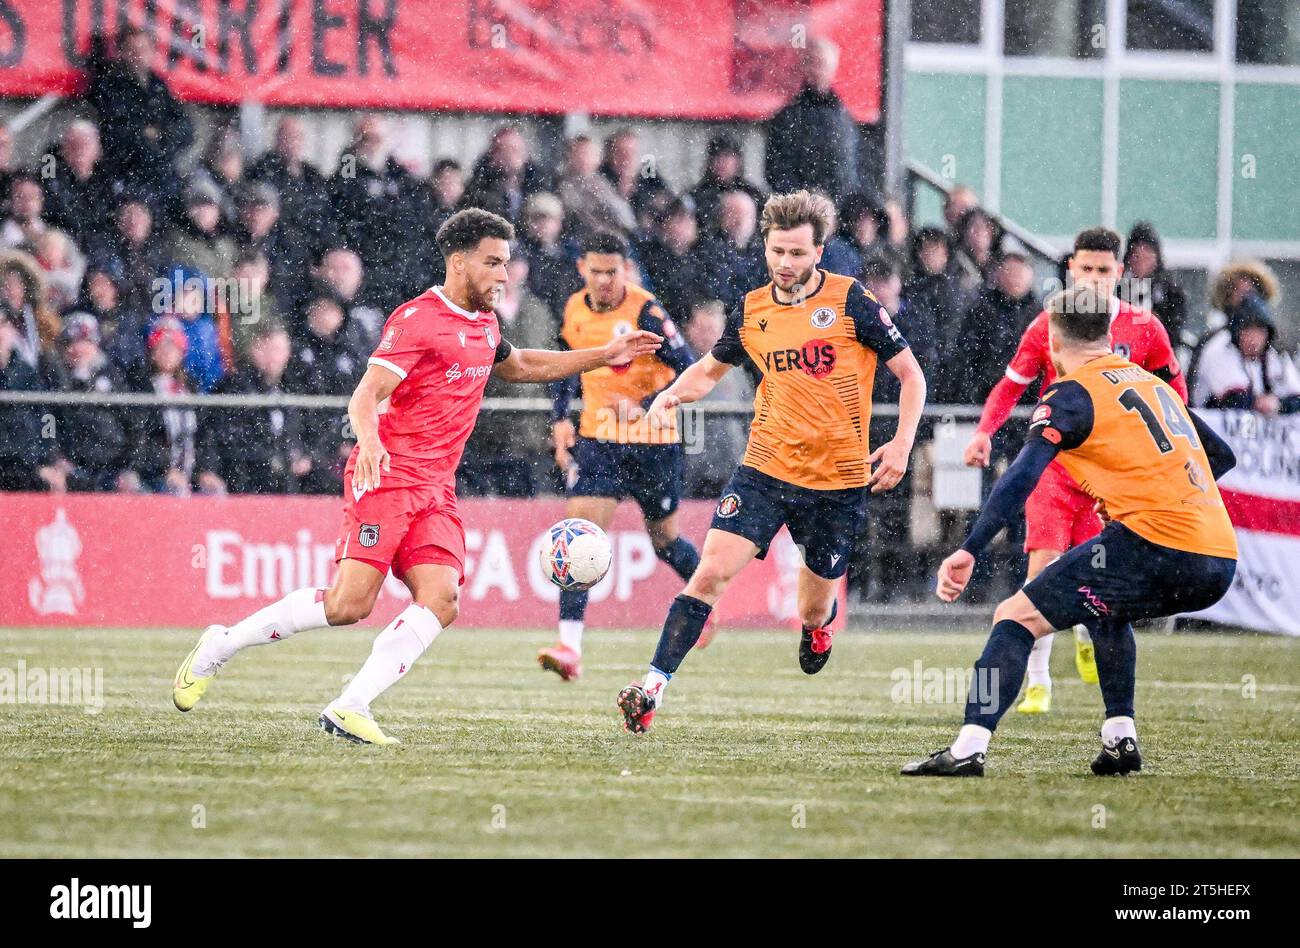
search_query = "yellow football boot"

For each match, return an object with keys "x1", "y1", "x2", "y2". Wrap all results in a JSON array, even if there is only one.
[
  {"x1": 1074, "y1": 628, "x2": 1100, "y2": 684},
  {"x1": 319, "y1": 704, "x2": 401, "y2": 746},
  {"x1": 172, "y1": 625, "x2": 224, "y2": 712},
  {"x1": 1016, "y1": 683, "x2": 1052, "y2": 714}
]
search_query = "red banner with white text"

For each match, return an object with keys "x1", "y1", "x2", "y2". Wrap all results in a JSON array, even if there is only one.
[
  {"x1": 0, "y1": 493, "x2": 844, "y2": 630},
  {"x1": 0, "y1": 0, "x2": 882, "y2": 121}
]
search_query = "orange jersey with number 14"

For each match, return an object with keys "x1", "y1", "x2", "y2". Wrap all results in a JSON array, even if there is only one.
[{"x1": 1035, "y1": 353, "x2": 1237, "y2": 559}]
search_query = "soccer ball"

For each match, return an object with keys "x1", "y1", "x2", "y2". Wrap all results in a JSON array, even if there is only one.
[{"x1": 540, "y1": 518, "x2": 612, "y2": 591}]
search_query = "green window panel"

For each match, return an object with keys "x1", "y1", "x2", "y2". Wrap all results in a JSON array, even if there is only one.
[
  {"x1": 1117, "y1": 80, "x2": 1219, "y2": 240},
  {"x1": 1000, "y1": 76, "x2": 1104, "y2": 235},
  {"x1": 903, "y1": 71, "x2": 986, "y2": 226},
  {"x1": 1232, "y1": 83, "x2": 1300, "y2": 242}
]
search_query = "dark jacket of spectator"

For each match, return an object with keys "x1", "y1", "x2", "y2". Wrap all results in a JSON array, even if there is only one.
[
  {"x1": 42, "y1": 148, "x2": 116, "y2": 247},
  {"x1": 166, "y1": 182, "x2": 237, "y2": 282},
  {"x1": 462, "y1": 152, "x2": 551, "y2": 226},
  {"x1": 899, "y1": 274, "x2": 957, "y2": 401},
  {"x1": 247, "y1": 150, "x2": 339, "y2": 262},
  {"x1": 88, "y1": 204, "x2": 169, "y2": 315},
  {"x1": 233, "y1": 188, "x2": 316, "y2": 319},
  {"x1": 0, "y1": 313, "x2": 57, "y2": 490},
  {"x1": 284, "y1": 317, "x2": 367, "y2": 397},
  {"x1": 696, "y1": 233, "x2": 767, "y2": 312},
  {"x1": 765, "y1": 85, "x2": 860, "y2": 204},
  {"x1": 75, "y1": 255, "x2": 150, "y2": 388},
  {"x1": 639, "y1": 236, "x2": 710, "y2": 327},
  {"x1": 820, "y1": 235, "x2": 863, "y2": 279},
  {"x1": 196, "y1": 370, "x2": 305, "y2": 494},
  {"x1": 283, "y1": 311, "x2": 365, "y2": 495},
  {"x1": 84, "y1": 34, "x2": 194, "y2": 216},
  {"x1": 953, "y1": 284, "x2": 1042, "y2": 404},
  {"x1": 1120, "y1": 221, "x2": 1188, "y2": 346},
  {"x1": 519, "y1": 235, "x2": 582, "y2": 328},
  {"x1": 688, "y1": 136, "x2": 767, "y2": 235},
  {"x1": 873, "y1": 296, "x2": 936, "y2": 404},
  {"x1": 51, "y1": 328, "x2": 132, "y2": 490},
  {"x1": 127, "y1": 323, "x2": 197, "y2": 492},
  {"x1": 331, "y1": 156, "x2": 422, "y2": 307}
]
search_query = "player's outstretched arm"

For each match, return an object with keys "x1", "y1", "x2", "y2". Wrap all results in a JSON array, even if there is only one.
[
  {"x1": 937, "y1": 438, "x2": 1059, "y2": 601},
  {"x1": 869, "y1": 348, "x2": 926, "y2": 493},
  {"x1": 965, "y1": 376, "x2": 1029, "y2": 466},
  {"x1": 494, "y1": 330, "x2": 663, "y2": 383},
  {"x1": 644, "y1": 354, "x2": 734, "y2": 428},
  {"x1": 349, "y1": 363, "x2": 402, "y2": 492}
]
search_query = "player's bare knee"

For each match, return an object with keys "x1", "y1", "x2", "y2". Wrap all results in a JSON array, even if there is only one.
[
  {"x1": 417, "y1": 589, "x2": 459, "y2": 628},
  {"x1": 686, "y1": 562, "x2": 732, "y2": 604},
  {"x1": 994, "y1": 593, "x2": 1051, "y2": 636},
  {"x1": 324, "y1": 589, "x2": 374, "y2": 626}
]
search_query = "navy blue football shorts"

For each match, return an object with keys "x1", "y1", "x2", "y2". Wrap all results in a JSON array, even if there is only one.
[
  {"x1": 710, "y1": 464, "x2": 868, "y2": 579},
  {"x1": 1023, "y1": 521, "x2": 1236, "y2": 629},
  {"x1": 569, "y1": 436, "x2": 683, "y2": 521}
]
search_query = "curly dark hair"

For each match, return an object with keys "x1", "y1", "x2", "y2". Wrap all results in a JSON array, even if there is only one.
[{"x1": 436, "y1": 208, "x2": 515, "y2": 258}]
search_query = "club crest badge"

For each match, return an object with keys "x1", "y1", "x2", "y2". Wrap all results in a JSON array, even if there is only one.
[
  {"x1": 716, "y1": 494, "x2": 741, "y2": 518},
  {"x1": 359, "y1": 524, "x2": 380, "y2": 548},
  {"x1": 810, "y1": 307, "x2": 837, "y2": 329}
]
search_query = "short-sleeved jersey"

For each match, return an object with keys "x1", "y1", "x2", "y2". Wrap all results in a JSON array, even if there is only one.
[
  {"x1": 1027, "y1": 353, "x2": 1237, "y2": 559},
  {"x1": 561, "y1": 284, "x2": 694, "y2": 444},
  {"x1": 712, "y1": 269, "x2": 909, "y2": 490},
  {"x1": 1005, "y1": 299, "x2": 1186, "y2": 400},
  {"x1": 357, "y1": 286, "x2": 511, "y2": 490}
]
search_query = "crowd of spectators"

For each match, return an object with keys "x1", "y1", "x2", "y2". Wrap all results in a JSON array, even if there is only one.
[{"x1": 1, "y1": 27, "x2": 1298, "y2": 509}]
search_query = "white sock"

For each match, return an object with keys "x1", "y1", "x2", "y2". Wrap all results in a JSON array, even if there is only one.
[
  {"x1": 1026, "y1": 632, "x2": 1054, "y2": 688},
  {"x1": 335, "y1": 604, "x2": 442, "y2": 713},
  {"x1": 196, "y1": 587, "x2": 328, "y2": 674},
  {"x1": 644, "y1": 668, "x2": 670, "y2": 706},
  {"x1": 951, "y1": 724, "x2": 992, "y2": 758},
  {"x1": 1074, "y1": 624, "x2": 1093, "y2": 645},
  {"x1": 1101, "y1": 715, "x2": 1137, "y2": 746},
  {"x1": 558, "y1": 620, "x2": 583, "y2": 654}
]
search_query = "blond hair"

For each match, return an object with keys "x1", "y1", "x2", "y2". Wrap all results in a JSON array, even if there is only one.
[{"x1": 760, "y1": 190, "x2": 835, "y2": 246}]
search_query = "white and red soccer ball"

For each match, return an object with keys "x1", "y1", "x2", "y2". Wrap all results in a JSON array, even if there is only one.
[{"x1": 540, "y1": 518, "x2": 613, "y2": 591}]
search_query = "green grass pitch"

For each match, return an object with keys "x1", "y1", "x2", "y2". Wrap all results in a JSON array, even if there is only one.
[{"x1": 1, "y1": 626, "x2": 1297, "y2": 858}]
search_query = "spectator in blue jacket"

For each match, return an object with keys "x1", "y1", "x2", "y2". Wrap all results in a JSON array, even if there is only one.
[{"x1": 156, "y1": 266, "x2": 224, "y2": 393}]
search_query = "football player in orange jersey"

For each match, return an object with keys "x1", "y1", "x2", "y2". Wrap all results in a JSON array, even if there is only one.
[
  {"x1": 904, "y1": 284, "x2": 1237, "y2": 777},
  {"x1": 539, "y1": 231, "x2": 700, "y2": 681},
  {"x1": 963, "y1": 228, "x2": 1188, "y2": 713},
  {"x1": 617, "y1": 191, "x2": 927, "y2": 733}
]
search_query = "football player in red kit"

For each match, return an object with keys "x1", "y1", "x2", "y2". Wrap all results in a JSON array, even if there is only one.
[
  {"x1": 962, "y1": 227, "x2": 1187, "y2": 713},
  {"x1": 172, "y1": 209, "x2": 662, "y2": 744}
]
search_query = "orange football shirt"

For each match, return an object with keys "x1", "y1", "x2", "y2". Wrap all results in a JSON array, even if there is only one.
[{"x1": 711, "y1": 270, "x2": 909, "y2": 490}]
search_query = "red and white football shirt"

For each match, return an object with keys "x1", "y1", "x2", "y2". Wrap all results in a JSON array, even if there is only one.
[
  {"x1": 349, "y1": 286, "x2": 511, "y2": 490},
  {"x1": 979, "y1": 298, "x2": 1186, "y2": 437}
]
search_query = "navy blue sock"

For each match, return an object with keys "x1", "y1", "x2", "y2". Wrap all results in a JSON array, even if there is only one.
[
  {"x1": 655, "y1": 537, "x2": 700, "y2": 581},
  {"x1": 963, "y1": 619, "x2": 1037, "y2": 732},
  {"x1": 1090, "y1": 619, "x2": 1136, "y2": 719},
  {"x1": 559, "y1": 589, "x2": 588, "y2": 622},
  {"x1": 650, "y1": 594, "x2": 713, "y2": 675}
]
